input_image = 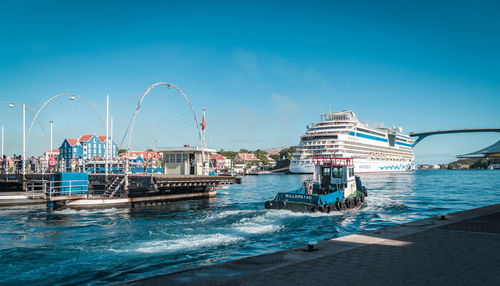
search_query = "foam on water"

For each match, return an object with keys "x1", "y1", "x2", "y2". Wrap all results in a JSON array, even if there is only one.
[{"x1": 113, "y1": 233, "x2": 244, "y2": 254}]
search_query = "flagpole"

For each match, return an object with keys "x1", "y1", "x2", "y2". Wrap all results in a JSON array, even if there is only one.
[
  {"x1": 203, "y1": 107, "x2": 206, "y2": 148},
  {"x1": 202, "y1": 107, "x2": 206, "y2": 175},
  {"x1": 105, "y1": 94, "x2": 109, "y2": 177}
]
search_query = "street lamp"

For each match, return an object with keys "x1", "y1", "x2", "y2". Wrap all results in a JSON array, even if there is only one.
[
  {"x1": 49, "y1": 120, "x2": 53, "y2": 153},
  {"x1": 0, "y1": 102, "x2": 26, "y2": 174}
]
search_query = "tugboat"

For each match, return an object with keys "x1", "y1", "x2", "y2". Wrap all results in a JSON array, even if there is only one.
[{"x1": 265, "y1": 157, "x2": 368, "y2": 212}]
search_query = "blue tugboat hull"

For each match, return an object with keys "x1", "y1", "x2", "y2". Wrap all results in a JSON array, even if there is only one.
[{"x1": 265, "y1": 187, "x2": 367, "y2": 213}]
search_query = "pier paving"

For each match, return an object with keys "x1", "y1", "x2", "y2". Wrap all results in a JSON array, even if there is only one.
[{"x1": 125, "y1": 203, "x2": 500, "y2": 286}]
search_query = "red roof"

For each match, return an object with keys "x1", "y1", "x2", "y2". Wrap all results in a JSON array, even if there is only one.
[
  {"x1": 66, "y1": 138, "x2": 79, "y2": 146},
  {"x1": 210, "y1": 154, "x2": 226, "y2": 160},
  {"x1": 124, "y1": 151, "x2": 159, "y2": 159},
  {"x1": 46, "y1": 149, "x2": 60, "y2": 153},
  {"x1": 239, "y1": 153, "x2": 258, "y2": 161},
  {"x1": 98, "y1": 136, "x2": 108, "y2": 143},
  {"x1": 79, "y1": 134, "x2": 94, "y2": 142}
]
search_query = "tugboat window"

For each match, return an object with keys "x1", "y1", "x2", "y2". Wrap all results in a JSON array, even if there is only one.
[
  {"x1": 322, "y1": 167, "x2": 331, "y2": 176},
  {"x1": 332, "y1": 167, "x2": 342, "y2": 178}
]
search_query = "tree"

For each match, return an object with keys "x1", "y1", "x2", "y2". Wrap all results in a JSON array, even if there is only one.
[
  {"x1": 219, "y1": 151, "x2": 238, "y2": 160},
  {"x1": 278, "y1": 146, "x2": 297, "y2": 161},
  {"x1": 275, "y1": 146, "x2": 297, "y2": 169},
  {"x1": 254, "y1": 149, "x2": 269, "y2": 165},
  {"x1": 118, "y1": 149, "x2": 127, "y2": 155}
]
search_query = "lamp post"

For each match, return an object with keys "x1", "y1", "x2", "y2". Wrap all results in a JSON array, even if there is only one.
[
  {"x1": 0, "y1": 102, "x2": 25, "y2": 174},
  {"x1": 22, "y1": 104, "x2": 25, "y2": 175},
  {"x1": 105, "y1": 94, "x2": 109, "y2": 177},
  {"x1": 49, "y1": 120, "x2": 53, "y2": 153},
  {"x1": 0, "y1": 102, "x2": 46, "y2": 175}
]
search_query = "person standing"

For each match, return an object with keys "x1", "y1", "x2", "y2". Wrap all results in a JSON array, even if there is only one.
[
  {"x1": 59, "y1": 158, "x2": 66, "y2": 172},
  {"x1": 49, "y1": 155, "x2": 56, "y2": 173},
  {"x1": 41, "y1": 156, "x2": 48, "y2": 174},
  {"x1": 7, "y1": 156, "x2": 14, "y2": 174},
  {"x1": 1, "y1": 155, "x2": 6, "y2": 174},
  {"x1": 16, "y1": 155, "x2": 22, "y2": 174},
  {"x1": 78, "y1": 157, "x2": 83, "y2": 172},
  {"x1": 70, "y1": 158, "x2": 77, "y2": 172}
]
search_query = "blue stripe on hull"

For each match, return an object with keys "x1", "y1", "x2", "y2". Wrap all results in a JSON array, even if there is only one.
[{"x1": 349, "y1": 131, "x2": 388, "y2": 142}]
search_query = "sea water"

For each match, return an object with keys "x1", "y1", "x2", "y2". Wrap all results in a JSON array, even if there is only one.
[{"x1": 0, "y1": 170, "x2": 498, "y2": 285}]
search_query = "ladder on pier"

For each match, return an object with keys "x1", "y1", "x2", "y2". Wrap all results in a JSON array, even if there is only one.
[{"x1": 103, "y1": 176, "x2": 125, "y2": 198}]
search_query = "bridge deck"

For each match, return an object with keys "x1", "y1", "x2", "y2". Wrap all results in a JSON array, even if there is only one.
[{"x1": 409, "y1": 128, "x2": 500, "y2": 146}]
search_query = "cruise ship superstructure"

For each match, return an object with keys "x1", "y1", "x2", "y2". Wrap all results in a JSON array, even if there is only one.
[{"x1": 289, "y1": 110, "x2": 414, "y2": 173}]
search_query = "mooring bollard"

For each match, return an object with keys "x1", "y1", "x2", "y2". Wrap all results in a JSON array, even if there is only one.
[{"x1": 307, "y1": 241, "x2": 317, "y2": 252}]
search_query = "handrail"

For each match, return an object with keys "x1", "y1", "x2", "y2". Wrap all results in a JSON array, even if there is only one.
[{"x1": 45, "y1": 179, "x2": 89, "y2": 198}]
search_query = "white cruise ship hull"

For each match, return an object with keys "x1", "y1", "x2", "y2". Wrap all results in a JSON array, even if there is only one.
[{"x1": 290, "y1": 158, "x2": 413, "y2": 174}]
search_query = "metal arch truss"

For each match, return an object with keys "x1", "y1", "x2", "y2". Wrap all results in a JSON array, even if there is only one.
[
  {"x1": 0, "y1": 102, "x2": 46, "y2": 135},
  {"x1": 124, "y1": 82, "x2": 202, "y2": 152},
  {"x1": 26, "y1": 94, "x2": 106, "y2": 147}
]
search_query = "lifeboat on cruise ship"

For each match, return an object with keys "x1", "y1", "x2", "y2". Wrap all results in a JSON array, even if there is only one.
[{"x1": 264, "y1": 157, "x2": 368, "y2": 212}]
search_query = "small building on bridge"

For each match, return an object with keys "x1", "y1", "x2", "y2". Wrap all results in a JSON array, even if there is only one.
[{"x1": 158, "y1": 145, "x2": 215, "y2": 176}]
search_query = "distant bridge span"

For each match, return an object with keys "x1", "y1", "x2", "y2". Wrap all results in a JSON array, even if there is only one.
[{"x1": 409, "y1": 128, "x2": 500, "y2": 146}]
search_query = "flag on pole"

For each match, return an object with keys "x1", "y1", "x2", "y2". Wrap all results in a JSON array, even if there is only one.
[{"x1": 202, "y1": 108, "x2": 206, "y2": 130}]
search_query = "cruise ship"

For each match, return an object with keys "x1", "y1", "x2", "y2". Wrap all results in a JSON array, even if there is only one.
[{"x1": 289, "y1": 110, "x2": 415, "y2": 173}]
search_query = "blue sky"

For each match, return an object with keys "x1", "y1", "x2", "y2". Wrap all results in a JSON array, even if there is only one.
[{"x1": 0, "y1": 0, "x2": 499, "y2": 163}]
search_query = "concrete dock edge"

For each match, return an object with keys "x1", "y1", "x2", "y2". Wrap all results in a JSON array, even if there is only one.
[{"x1": 123, "y1": 203, "x2": 500, "y2": 286}]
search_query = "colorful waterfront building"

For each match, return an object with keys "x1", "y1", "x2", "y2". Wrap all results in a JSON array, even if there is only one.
[
  {"x1": 59, "y1": 134, "x2": 117, "y2": 161},
  {"x1": 210, "y1": 154, "x2": 229, "y2": 175}
]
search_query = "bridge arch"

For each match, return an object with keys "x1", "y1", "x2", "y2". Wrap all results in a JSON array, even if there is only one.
[
  {"x1": 26, "y1": 94, "x2": 105, "y2": 148},
  {"x1": 122, "y1": 82, "x2": 202, "y2": 152}
]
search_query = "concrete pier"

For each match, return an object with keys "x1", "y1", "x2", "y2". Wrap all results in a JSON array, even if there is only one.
[{"x1": 125, "y1": 203, "x2": 500, "y2": 286}]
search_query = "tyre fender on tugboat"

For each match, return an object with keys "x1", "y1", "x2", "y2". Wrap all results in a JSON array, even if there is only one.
[
  {"x1": 335, "y1": 201, "x2": 341, "y2": 211},
  {"x1": 265, "y1": 200, "x2": 274, "y2": 209},
  {"x1": 360, "y1": 193, "x2": 365, "y2": 202},
  {"x1": 355, "y1": 196, "x2": 361, "y2": 206},
  {"x1": 363, "y1": 186, "x2": 368, "y2": 197},
  {"x1": 315, "y1": 205, "x2": 326, "y2": 213},
  {"x1": 277, "y1": 200, "x2": 286, "y2": 209},
  {"x1": 325, "y1": 204, "x2": 331, "y2": 213}
]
